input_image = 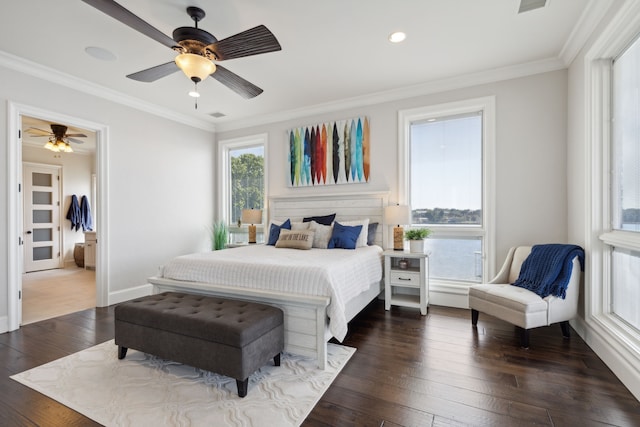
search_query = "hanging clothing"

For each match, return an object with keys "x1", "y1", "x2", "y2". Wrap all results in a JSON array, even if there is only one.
[
  {"x1": 80, "y1": 195, "x2": 93, "y2": 231},
  {"x1": 66, "y1": 195, "x2": 82, "y2": 231}
]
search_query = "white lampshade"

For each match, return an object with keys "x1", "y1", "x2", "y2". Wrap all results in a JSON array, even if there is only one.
[
  {"x1": 241, "y1": 209, "x2": 262, "y2": 225},
  {"x1": 384, "y1": 205, "x2": 411, "y2": 226},
  {"x1": 175, "y1": 53, "x2": 216, "y2": 82}
]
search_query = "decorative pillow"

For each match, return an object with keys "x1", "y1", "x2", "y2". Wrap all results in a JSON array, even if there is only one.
[
  {"x1": 291, "y1": 221, "x2": 310, "y2": 230},
  {"x1": 367, "y1": 222, "x2": 379, "y2": 246},
  {"x1": 308, "y1": 220, "x2": 333, "y2": 249},
  {"x1": 275, "y1": 229, "x2": 315, "y2": 250},
  {"x1": 339, "y1": 218, "x2": 370, "y2": 247},
  {"x1": 267, "y1": 218, "x2": 291, "y2": 245},
  {"x1": 303, "y1": 213, "x2": 336, "y2": 226},
  {"x1": 328, "y1": 222, "x2": 363, "y2": 250}
]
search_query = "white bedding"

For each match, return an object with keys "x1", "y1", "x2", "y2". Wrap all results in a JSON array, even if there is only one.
[{"x1": 160, "y1": 244, "x2": 383, "y2": 341}]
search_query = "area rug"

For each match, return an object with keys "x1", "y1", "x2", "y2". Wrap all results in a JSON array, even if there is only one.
[{"x1": 11, "y1": 340, "x2": 355, "y2": 427}]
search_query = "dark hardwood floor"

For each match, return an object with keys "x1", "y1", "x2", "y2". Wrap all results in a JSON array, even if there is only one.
[{"x1": 1, "y1": 301, "x2": 639, "y2": 426}]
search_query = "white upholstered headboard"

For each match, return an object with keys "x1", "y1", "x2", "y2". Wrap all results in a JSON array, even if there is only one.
[{"x1": 269, "y1": 192, "x2": 389, "y2": 248}]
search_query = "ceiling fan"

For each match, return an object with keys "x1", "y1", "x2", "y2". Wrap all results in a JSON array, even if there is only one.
[
  {"x1": 26, "y1": 124, "x2": 87, "y2": 153},
  {"x1": 81, "y1": 0, "x2": 282, "y2": 100}
]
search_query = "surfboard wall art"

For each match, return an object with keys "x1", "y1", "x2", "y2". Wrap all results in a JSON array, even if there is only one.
[{"x1": 287, "y1": 116, "x2": 370, "y2": 187}]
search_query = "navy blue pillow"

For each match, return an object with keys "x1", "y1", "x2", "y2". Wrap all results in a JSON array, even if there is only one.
[
  {"x1": 367, "y1": 222, "x2": 379, "y2": 246},
  {"x1": 303, "y1": 213, "x2": 336, "y2": 226},
  {"x1": 267, "y1": 219, "x2": 291, "y2": 245},
  {"x1": 328, "y1": 222, "x2": 363, "y2": 250}
]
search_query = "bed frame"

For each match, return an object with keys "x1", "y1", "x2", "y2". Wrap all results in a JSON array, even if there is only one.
[{"x1": 148, "y1": 191, "x2": 389, "y2": 369}]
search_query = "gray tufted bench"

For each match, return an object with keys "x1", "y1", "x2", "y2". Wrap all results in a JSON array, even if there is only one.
[{"x1": 114, "y1": 292, "x2": 284, "y2": 397}]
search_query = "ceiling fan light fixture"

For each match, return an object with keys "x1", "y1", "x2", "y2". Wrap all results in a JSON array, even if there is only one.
[
  {"x1": 175, "y1": 53, "x2": 216, "y2": 82},
  {"x1": 44, "y1": 138, "x2": 56, "y2": 151}
]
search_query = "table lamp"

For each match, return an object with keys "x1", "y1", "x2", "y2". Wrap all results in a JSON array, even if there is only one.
[
  {"x1": 384, "y1": 204, "x2": 411, "y2": 251},
  {"x1": 241, "y1": 209, "x2": 262, "y2": 244}
]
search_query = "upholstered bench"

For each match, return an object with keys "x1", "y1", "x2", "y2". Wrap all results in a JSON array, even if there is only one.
[{"x1": 114, "y1": 292, "x2": 284, "y2": 397}]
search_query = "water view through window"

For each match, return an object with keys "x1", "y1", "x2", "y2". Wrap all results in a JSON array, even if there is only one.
[{"x1": 410, "y1": 112, "x2": 483, "y2": 283}]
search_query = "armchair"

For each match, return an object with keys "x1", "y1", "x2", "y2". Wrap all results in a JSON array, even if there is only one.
[{"x1": 468, "y1": 245, "x2": 582, "y2": 348}]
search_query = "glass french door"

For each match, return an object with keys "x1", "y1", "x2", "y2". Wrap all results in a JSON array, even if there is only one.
[{"x1": 23, "y1": 163, "x2": 62, "y2": 272}]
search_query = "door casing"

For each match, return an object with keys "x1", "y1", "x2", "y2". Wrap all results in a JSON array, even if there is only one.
[{"x1": 7, "y1": 102, "x2": 110, "y2": 331}]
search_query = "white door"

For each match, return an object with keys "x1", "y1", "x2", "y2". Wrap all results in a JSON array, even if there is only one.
[{"x1": 23, "y1": 163, "x2": 62, "y2": 272}]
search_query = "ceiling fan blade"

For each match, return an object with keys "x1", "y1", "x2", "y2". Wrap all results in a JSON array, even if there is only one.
[
  {"x1": 26, "y1": 127, "x2": 52, "y2": 137},
  {"x1": 207, "y1": 25, "x2": 281, "y2": 61},
  {"x1": 81, "y1": 0, "x2": 177, "y2": 49},
  {"x1": 210, "y1": 65, "x2": 263, "y2": 99},
  {"x1": 68, "y1": 138, "x2": 86, "y2": 145},
  {"x1": 127, "y1": 61, "x2": 180, "y2": 82},
  {"x1": 66, "y1": 133, "x2": 88, "y2": 138}
]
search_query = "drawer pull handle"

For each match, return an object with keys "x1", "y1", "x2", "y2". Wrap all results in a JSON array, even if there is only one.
[{"x1": 398, "y1": 277, "x2": 411, "y2": 281}]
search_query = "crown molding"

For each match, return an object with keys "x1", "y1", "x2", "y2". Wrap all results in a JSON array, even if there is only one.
[
  {"x1": 559, "y1": 0, "x2": 616, "y2": 67},
  {"x1": 0, "y1": 50, "x2": 216, "y2": 132},
  {"x1": 214, "y1": 56, "x2": 565, "y2": 132}
]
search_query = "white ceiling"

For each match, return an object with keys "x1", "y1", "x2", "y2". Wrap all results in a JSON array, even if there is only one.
[{"x1": 0, "y1": 1, "x2": 611, "y2": 131}]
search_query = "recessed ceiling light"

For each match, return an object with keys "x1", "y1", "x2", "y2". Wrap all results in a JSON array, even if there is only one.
[
  {"x1": 85, "y1": 46, "x2": 117, "y2": 61},
  {"x1": 389, "y1": 32, "x2": 406, "y2": 43}
]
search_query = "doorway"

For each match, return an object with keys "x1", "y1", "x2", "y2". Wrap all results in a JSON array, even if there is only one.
[
  {"x1": 7, "y1": 102, "x2": 109, "y2": 331},
  {"x1": 21, "y1": 116, "x2": 96, "y2": 325}
]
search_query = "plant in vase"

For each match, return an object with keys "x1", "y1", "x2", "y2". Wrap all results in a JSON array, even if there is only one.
[
  {"x1": 211, "y1": 220, "x2": 228, "y2": 251},
  {"x1": 404, "y1": 228, "x2": 432, "y2": 253}
]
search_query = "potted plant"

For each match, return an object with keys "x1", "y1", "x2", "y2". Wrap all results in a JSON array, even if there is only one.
[{"x1": 404, "y1": 228, "x2": 432, "y2": 253}]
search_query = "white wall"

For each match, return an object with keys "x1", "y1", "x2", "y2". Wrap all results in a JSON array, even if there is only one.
[
  {"x1": 217, "y1": 70, "x2": 569, "y2": 267},
  {"x1": 22, "y1": 145, "x2": 94, "y2": 266},
  {"x1": 0, "y1": 65, "x2": 216, "y2": 328}
]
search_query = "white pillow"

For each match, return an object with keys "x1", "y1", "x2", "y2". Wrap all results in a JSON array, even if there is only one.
[
  {"x1": 308, "y1": 220, "x2": 333, "y2": 249},
  {"x1": 339, "y1": 218, "x2": 370, "y2": 248},
  {"x1": 291, "y1": 221, "x2": 310, "y2": 230}
]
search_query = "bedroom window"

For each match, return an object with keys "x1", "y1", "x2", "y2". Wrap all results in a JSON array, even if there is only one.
[
  {"x1": 399, "y1": 97, "x2": 495, "y2": 289},
  {"x1": 605, "y1": 33, "x2": 640, "y2": 331},
  {"x1": 587, "y1": 2, "x2": 640, "y2": 374},
  {"x1": 218, "y1": 134, "x2": 268, "y2": 243}
]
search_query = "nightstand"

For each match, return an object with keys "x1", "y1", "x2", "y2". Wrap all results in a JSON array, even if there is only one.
[{"x1": 383, "y1": 250, "x2": 429, "y2": 315}]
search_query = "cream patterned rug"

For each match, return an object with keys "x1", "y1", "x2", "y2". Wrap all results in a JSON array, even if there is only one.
[{"x1": 11, "y1": 340, "x2": 355, "y2": 427}]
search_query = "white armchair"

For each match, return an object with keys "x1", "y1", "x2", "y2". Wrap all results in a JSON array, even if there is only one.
[{"x1": 468, "y1": 246, "x2": 581, "y2": 348}]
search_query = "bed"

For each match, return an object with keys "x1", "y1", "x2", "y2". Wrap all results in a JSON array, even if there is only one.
[{"x1": 147, "y1": 192, "x2": 388, "y2": 369}]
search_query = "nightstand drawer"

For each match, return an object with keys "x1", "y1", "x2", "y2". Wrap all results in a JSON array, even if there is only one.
[{"x1": 390, "y1": 270, "x2": 420, "y2": 287}]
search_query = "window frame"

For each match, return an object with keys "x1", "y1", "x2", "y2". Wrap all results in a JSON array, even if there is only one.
[
  {"x1": 586, "y1": 2, "x2": 640, "y2": 359},
  {"x1": 398, "y1": 96, "x2": 496, "y2": 287},
  {"x1": 217, "y1": 133, "x2": 268, "y2": 231}
]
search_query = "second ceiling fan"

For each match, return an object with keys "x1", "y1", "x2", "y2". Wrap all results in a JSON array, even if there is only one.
[{"x1": 81, "y1": 0, "x2": 282, "y2": 99}]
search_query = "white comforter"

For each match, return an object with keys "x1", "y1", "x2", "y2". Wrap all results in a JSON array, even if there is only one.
[{"x1": 160, "y1": 244, "x2": 383, "y2": 341}]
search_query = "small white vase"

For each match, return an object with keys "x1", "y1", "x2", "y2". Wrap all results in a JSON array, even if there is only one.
[{"x1": 409, "y1": 239, "x2": 424, "y2": 254}]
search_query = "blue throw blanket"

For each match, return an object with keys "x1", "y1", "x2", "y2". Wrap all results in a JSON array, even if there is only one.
[{"x1": 512, "y1": 244, "x2": 585, "y2": 299}]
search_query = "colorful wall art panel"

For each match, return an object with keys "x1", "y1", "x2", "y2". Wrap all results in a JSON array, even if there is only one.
[{"x1": 287, "y1": 116, "x2": 370, "y2": 187}]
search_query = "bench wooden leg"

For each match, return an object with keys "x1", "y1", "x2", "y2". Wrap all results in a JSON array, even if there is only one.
[
  {"x1": 520, "y1": 328, "x2": 530, "y2": 349},
  {"x1": 236, "y1": 378, "x2": 249, "y2": 398},
  {"x1": 471, "y1": 309, "x2": 479, "y2": 326},
  {"x1": 560, "y1": 321, "x2": 571, "y2": 339},
  {"x1": 274, "y1": 353, "x2": 281, "y2": 366},
  {"x1": 118, "y1": 346, "x2": 128, "y2": 360}
]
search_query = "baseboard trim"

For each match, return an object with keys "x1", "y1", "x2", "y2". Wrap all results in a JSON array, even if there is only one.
[
  {"x1": 571, "y1": 316, "x2": 640, "y2": 401},
  {"x1": 0, "y1": 315, "x2": 8, "y2": 334},
  {"x1": 108, "y1": 284, "x2": 153, "y2": 306}
]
